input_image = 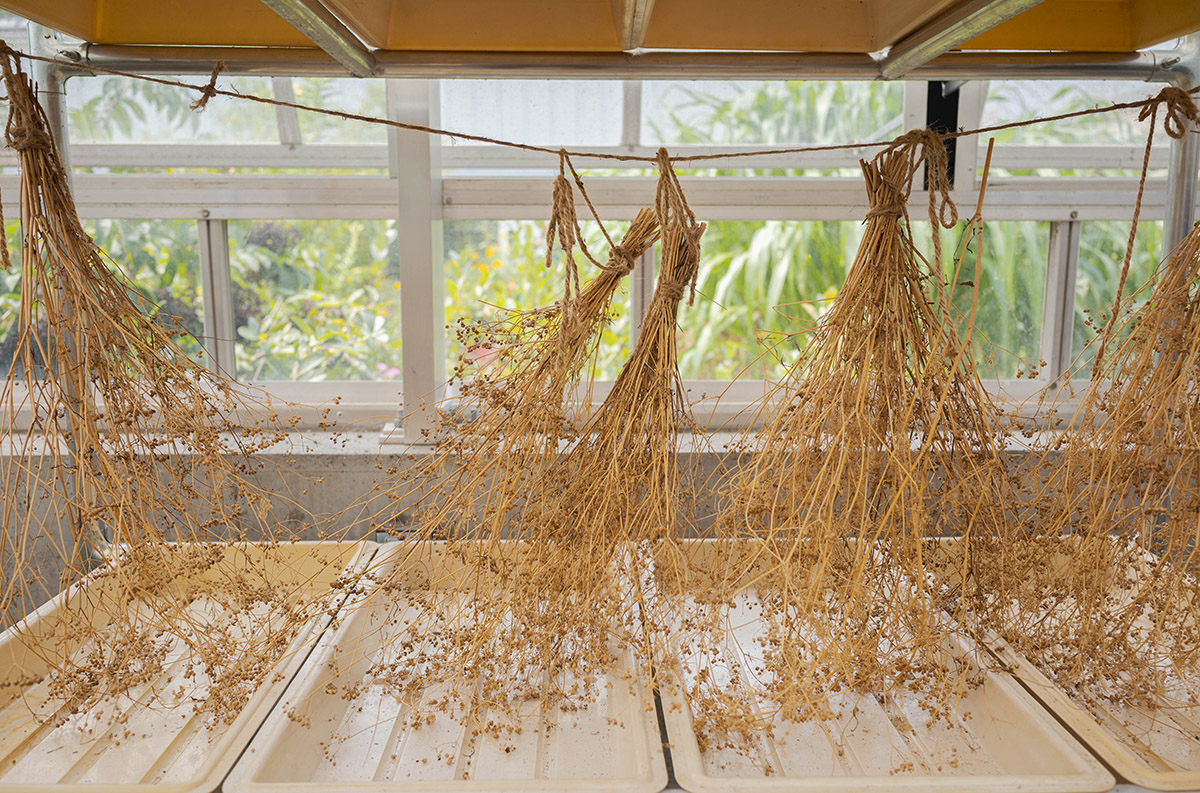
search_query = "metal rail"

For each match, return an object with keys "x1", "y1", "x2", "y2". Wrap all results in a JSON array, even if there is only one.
[
  {"x1": 258, "y1": 0, "x2": 376, "y2": 76},
  {"x1": 66, "y1": 44, "x2": 1188, "y2": 82},
  {"x1": 878, "y1": 0, "x2": 1048, "y2": 79}
]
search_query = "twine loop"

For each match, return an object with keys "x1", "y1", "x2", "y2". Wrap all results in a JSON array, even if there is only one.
[
  {"x1": 654, "y1": 148, "x2": 698, "y2": 238},
  {"x1": 544, "y1": 151, "x2": 583, "y2": 307},
  {"x1": 1140, "y1": 85, "x2": 1200, "y2": 139},
  {"x1": 0, "y1": 45, "x2": 54, "y2": 154},
  {"x1": 190, "y1": 61, "x2": 226, "y2": 111}
]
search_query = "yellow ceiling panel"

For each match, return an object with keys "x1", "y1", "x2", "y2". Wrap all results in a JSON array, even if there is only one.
[
  {"x1": 644, "y1": 0, "x2": 876, "y2": 52},
  {"x1": 2, "y1": 0, "x2": 1198, "y2": 54},
  {"x1": 965, "y1": 0, "x2": 1198, "y2": 52},
  {"x1": 0, "y1": 0, "x2": 315, "y2": 46},
  {"x1": 324, "y1": 0, "x2": 619, "y2": 51}
]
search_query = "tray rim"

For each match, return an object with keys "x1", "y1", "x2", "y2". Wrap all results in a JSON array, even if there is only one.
[
  {"x1": 0, "y1": 539, "x2": 378, "y2": 793},
  {"x1": 652, "y1": 538, "x2": 1116, "y2": 793},
  {"x1": 226, "y1": 539, "x2": 669, "y2": 793}
]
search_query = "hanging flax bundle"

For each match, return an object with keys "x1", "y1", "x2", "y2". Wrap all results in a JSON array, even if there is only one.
[
  {"x1": 657, "y1": 131, "x2": 1016, "y2": 751},
  {"x1": 0, "y1": 50, "x2": 330, "y2": 725},
  {"x1": 962, "y1": 222, "x2": 1200, "y2": 713},
  {"x1": 950, "y1": 96, "x2": 1200, "y2": 718},
  {"x1": 358, "y1": 152, "x2": 701, "y2": 741}
]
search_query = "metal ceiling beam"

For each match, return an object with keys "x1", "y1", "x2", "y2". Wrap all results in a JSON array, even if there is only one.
[
  {"x1": 259, "y1": 0, "x2": 376, "y2": 76},
  {"x1": 878, "y1": 0, "x2": 1048, "y2": 79},
  {"x1": 77, "y1": 44, "x2": 1191, "y2": 83},
  {"x1": 610, "y1": 0, "x2": 657, "y2": 50}
]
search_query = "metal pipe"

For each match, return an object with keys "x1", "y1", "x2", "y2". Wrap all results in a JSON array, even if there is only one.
[
  {"x1": 28, "y1": 25, "x2": 73, "y2": 177},
  {"x1": 258, "y1": 0, "x2": 376, "y2": 76},
  {"x1": 878, "y1": 0, "x2": 1049, "y2": 79},
  {"x1": 75, "y1": 44, "x2": 1177, "y2": 82},
  {"x1": 1162, "y1": 36, "x2": 1199, "y2": 256}
]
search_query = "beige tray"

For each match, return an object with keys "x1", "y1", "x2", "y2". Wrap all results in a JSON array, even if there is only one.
[
  {"x1": 654, "y1": 539, "x2": 1115, "y2": 793},
  {"x1": 226, "y1": 540, "x2": 667, "y2": 793},
  {"x1": 930, "y1": 537, "x2": 1200, "y2": 791},
  {"x1": 0, "y1": 540, "x2": 376, "y2": 793}
]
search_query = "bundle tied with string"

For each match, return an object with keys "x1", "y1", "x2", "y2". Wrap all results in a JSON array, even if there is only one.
[
  {"x1": 0, "y1": 48, "x2": 334, "y2": 727},
  {"x1": 352, "y1": 159, "x2": 665, "y2": 739},
  {"x1": 653, "y1": 130, "x2": 1018, "y2": 755},
  {"x1": 963, "y1": 221, "x2": 1200, "y2": 716},
  {"x1": 947, "y1": 94, "x2": 1200, "y2": 719}
]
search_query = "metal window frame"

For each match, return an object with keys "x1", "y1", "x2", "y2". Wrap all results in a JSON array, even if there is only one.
[{"x1": 12, "y1": 31, "x2": 1200, "y2": 437}]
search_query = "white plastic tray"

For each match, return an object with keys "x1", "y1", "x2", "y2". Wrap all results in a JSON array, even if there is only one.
[
  {"x1": 226, "y1": 540, "x2": 667, "y2": 793},
  {"x1": 959, "y1": 540, "x2": 1200, "y2": 790},
  {"x1": 655, "y1": 540, "x2": 1115, "y2": 793},
  {"x1": 0, "y1": 540, "x2": 376, "y2": 793}
]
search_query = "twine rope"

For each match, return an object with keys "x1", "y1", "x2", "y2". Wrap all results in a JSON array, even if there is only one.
[
  {"x1": 543, "y1": 151, "x2": 583, "y2": 305},
  {"x1": 2, "y1": 43, "x2": 1195, "y2": 166}
]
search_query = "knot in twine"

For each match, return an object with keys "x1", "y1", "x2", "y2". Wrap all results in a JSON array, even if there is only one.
[
  {"x1": 863, "y1": 172, "x2": 910, "y2": 221},
  {"x1": 878, "y1": 128, "x2": 958, "y2": 229},
  {"x1": 867, "y1": 129, "x2": 958, "y2": 269},
  {"x1": 603, "y1": 244, "x2": 638, "y2": 275},
  {"x1": 1140, "y1": 85, "x2": 1200, "y2": 139},
  {"x1": 5, "y1": 112, "x2": 53, "y2": 153},
  {"x1": 190, "y1": 61, "x2": 226, "y2": 111},
  {"x1": 657, "y1": 277, "x2": 690, "y2": 302}
]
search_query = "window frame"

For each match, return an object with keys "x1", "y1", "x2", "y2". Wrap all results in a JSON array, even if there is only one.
[{"x1": 1, "y1": 73, "x2": 1192, "y2": 439}]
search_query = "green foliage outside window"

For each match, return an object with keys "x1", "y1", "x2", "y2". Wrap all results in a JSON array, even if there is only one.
[{"x1": 0, "y1": 74, "x2": 1170, "y2": 385}]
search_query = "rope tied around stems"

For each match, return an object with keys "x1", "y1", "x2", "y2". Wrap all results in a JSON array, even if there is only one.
[
  {"x1": 602, "y1": 244, "x2": 638, "y2": 275},
  {"x1": 0, "y1": 45, "x2": 54, "y2": 155},
  {"x1": 867, "y1": 129, "x2": 958, "y2": 268},
  {"x1": 654, "y1": 147, "x2": 702, "y2": 305},
  {"x1": 190, "y1": 61, "x2": 226, "y2": 111}
]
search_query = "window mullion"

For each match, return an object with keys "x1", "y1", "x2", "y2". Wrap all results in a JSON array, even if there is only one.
[
  {"x1": 198, "y1": 218, "x2": 235, "y2": 377},
  {"x1": 271, "y1": 78, "x2": 304, "y2": 149},
  {"x1": 388, "y1": 78, "x2": 444, "y2": 443},
  {"x1": 1040, "y1": 219, "x2": 1081, "y2": 386}
]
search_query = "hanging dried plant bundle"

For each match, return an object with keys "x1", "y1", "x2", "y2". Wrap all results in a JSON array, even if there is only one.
[
  {"x1": 359, "y1": 151, "x2": 702, "y2": 739},
  {"x1": 0, "y1": 50, "x2": 332, "y2": 727},
  {"x1": 963, "y1": 223, "x2": 1200, "y2": 711},
  {"x1": 657, "y1": 131, "x2": 1017, "y2": 751}
]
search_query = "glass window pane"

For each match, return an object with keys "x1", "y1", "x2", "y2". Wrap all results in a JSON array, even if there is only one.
[
  {"x1": 642, "y1": 81, "x2": 904, "y2": 147},
  {"x1": 934, "y1": 221, "x2": 1050, "y2": 382},
  {"x1": 439, "y1": 80, "x2": 623, "y2": 147},
  {"x1": 678, "y1": 220, "x2": 1047, "y2": 383},
  {"x1": 1, "y1": 219, "x2": 203, "y2": 373},
  {"x1": 1071, "y1": 220, "x2": 1164, "y2": 375},
  {"x1": 67, "y1": 75, "x2": 278, "y2": 145},
  {"x1": 444, "y1": 219, "x2": 630, "y2": 380},
  {"x1": 0, "y1": 219, "x2": 20, "y2": 374},
  {"x1": 678, "y1": 221, "x2": 863, "y2": 381},
  {"x1": 981, "y1": 80, "x2": 1169, "y2": 148},
  {"x1": 291, "y1": 77, "x2": 387, "y2": 144},
  {"x1": 86, "y1": 219, "x2": 205, "y2": 361},
  {"x1": 229, "y1": 219, "x2": 400, "y2": 381}
]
